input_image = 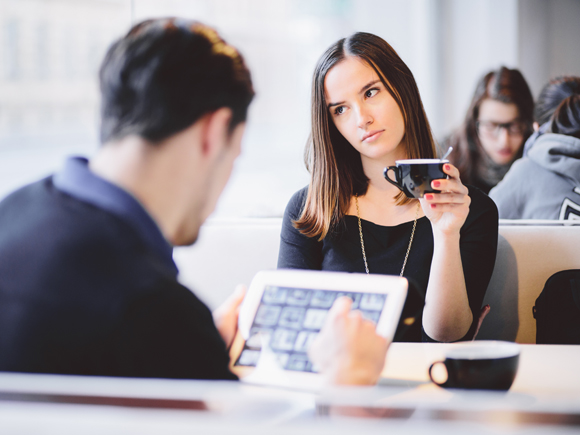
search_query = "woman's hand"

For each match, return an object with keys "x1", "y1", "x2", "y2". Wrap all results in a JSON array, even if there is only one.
[
  {"x1": 420, "y1": 163, "x2": 470, "y2": 236},
  {"x1": 421, "y1": 163, "x2": 472, "y2": 341}
]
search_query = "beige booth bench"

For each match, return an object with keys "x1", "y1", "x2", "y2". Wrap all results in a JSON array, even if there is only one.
[{"x1": 173, "y1": 218, "x2": 580, "y2": 344}]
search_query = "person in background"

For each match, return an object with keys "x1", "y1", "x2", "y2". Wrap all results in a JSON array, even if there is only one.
[
  {"x1": 0, "y1": 18, "x2": 387, "y2": 386},
  {"x1": 278, "y1": 32, "x2": 498, "y2": 344},
  {"x1": 443, "y1": 67, "x2": 534, "y2": 194},
  {"x1": 489, "y1": 76, "x2": 580, "y2": 220},
  {"x1": 523, "y1": 76, "x2": 580, "y2": 156}
]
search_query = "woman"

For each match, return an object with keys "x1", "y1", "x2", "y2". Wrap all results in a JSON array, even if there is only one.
[
  {"x1": 278, "y1": 33, "x2": 498, "y2": 343},
  {"x1": 444, "y1": 67, "x2": 534, "y2": 194},
  {"x1": 490, "y1": 76, "x2": 580, "y2": 220}
]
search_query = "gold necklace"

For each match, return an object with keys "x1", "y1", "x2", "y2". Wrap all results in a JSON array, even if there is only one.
[{"x1": 355, "y1": 194, "x2": 419, "y2": 276}]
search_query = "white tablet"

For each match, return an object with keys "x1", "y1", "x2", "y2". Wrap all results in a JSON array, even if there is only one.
[{"x1": 229, "y1": 269, "x2": 408, "y2": 390}]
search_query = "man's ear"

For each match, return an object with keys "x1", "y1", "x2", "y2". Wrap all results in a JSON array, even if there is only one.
[{"x1": 202, "y1": 108, "x2": 233, "y2": 157}]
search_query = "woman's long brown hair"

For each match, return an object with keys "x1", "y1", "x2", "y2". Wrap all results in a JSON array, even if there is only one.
[{"x1": 294, "y1": 32, "x2": 436, "y2": 240}]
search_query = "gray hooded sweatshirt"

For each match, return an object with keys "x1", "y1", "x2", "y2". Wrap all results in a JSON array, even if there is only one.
[{"x1": 489, "y1": 133, "x2": 580, "y2": 220}]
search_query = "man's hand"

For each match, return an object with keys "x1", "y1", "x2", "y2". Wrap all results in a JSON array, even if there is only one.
[
  {"x1": 213, "y1": 284, "x2": 246, "y2": 349},
  {"x1": 308, "y1": 297, "x2": 389, "y2": 385}
]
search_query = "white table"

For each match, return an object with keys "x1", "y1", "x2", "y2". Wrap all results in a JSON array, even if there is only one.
[
  {"x1": 1, "y1": 343, "x2": 579, "y2": 434},
  {"x1": 337, "y1": 343, "x2": 580, "y2": 425},
  {"x1": 382, "y1": 342, "x2": 580, "y2": 394}
]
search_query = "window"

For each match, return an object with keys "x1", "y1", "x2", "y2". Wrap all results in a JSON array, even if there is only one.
[
  {"x1": 2, "y1": 0, "x2": 555, "y2": 218},
  {"x1": 0, "y1": 0, "x2": 128, "y2": 198}
]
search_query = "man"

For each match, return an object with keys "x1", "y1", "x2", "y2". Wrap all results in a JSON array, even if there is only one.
[{"x1": 0, "y1": 18, "x2": 387, "y2": 385}]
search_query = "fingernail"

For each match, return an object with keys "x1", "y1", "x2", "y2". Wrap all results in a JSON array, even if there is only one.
[
  {"x1": 444, "y1": 164, "x2": 450, "y2": 171},
  {"x1": 425, "y1": 194, "x2": 433, "y2": 200},
  {"x1": 430, "y1": 204, "x2": 436, "y2": 209},
  {"x1": 432, "y1": 181, "x2": 440, "y2": 188}
]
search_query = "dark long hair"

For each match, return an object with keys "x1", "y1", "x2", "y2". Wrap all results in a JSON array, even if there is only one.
[
  {"x1": 551, "y1": 94, "x2": 580, "y2": 139},
  {"x1": 294, "y1": 32, "x2": 436, "y2": 240},
  {"x1": 535, "y1": 76, "x2": 580, "y2": 126},
  {"x1": 446, "y1": 67, "x2": 533, "y2": 186}
]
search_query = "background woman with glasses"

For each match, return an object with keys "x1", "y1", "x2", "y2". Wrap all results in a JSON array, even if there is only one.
[
  {"x1": 490, "y1": 76, "x2": 580, "y2": 220},
  {"x1": 443, "y1": 67, "x2": 534, "y2": 194}
]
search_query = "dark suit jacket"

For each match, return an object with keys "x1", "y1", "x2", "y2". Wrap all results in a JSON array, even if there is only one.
[{"x1": 0, "y1": 177, "x2": 236, "y2": 380}]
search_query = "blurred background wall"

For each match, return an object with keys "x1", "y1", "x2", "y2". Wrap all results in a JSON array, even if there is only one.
[{"x1": 0, "y1": 0, "x2": 579, "y2": 218}]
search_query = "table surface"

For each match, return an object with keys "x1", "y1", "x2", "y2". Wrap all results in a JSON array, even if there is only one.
[
  {"x1": 1, "y1": 343, "x2": 580, "y2": 434},
  {"x1": 383, "y1": 342, "x2": 580, "y2": 394}
]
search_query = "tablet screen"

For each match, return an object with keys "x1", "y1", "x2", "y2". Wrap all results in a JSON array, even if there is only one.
[{"x1": 234, "y1": 285, "x2": 387, "y2": 373}]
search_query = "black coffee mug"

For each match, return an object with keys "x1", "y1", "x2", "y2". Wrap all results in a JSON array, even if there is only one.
[
  {"x1": 428, "y1": 341, "x2": 520, "y2": 391},
  {"x1": 384, "y1": 159, "x2": 448, "y2": 199}
]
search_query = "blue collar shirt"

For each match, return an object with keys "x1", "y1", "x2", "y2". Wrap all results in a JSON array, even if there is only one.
[{"x1": 53, "y1": 157, "x2": 178, "y2": 277}]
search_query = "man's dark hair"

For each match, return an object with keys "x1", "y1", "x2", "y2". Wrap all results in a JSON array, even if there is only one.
[{"x1": 99, "y1": 18, "x2": 254, "y2": 144}]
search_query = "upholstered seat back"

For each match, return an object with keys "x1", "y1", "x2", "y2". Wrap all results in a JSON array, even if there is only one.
[
  {"x1": 174, "y1": 218, "x2": 580, "y2": 343},
  {"x1": 477, "y1": 221, "x2": 580, "y2": 343}
]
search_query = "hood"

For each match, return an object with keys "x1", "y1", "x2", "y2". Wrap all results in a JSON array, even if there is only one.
[{"x1": 528, "y1": 133, "x2": 580, "y2": 185}]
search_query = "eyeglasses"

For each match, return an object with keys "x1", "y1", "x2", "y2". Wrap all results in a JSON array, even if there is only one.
[{"x1": 476, "y1": 120, "x2": 525, "y2": 138}]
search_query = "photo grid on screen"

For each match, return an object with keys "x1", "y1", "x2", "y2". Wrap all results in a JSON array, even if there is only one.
[{"x1": 235, "y1": 286, "x2": 387, "y2": 372}]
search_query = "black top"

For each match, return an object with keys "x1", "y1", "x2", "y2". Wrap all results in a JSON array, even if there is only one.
[
  {"x1": 0, "y1": 176, "x2": 236, "y2": 380},
  {"x1": 469, "y1": 176, "x2": 495, "y2": 196},
  {"x1": 278, "y1": 186, "x2": 498, "y2": 342}
]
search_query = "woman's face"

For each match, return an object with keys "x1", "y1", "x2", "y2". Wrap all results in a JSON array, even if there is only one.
[
  {"x1": 477, "y1": 99, "x2": 525, "y2": 165},
  {"x1": 324, "y1": 56, "x2": 406, "y2": 164}
]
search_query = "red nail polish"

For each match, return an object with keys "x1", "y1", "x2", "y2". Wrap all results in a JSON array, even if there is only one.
[
  {"x1": 430, "y1": 204, "x2": 437, "y2": 209},
  {"x1": 433, "y1": 181, "x2": 440, "y2": 188},
  {"x1": 444, "y1": 164, "x2": 450, "y2": 171},
  {"x1": 425, "y1": 194, "x2": 433, "y2": 200}
]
